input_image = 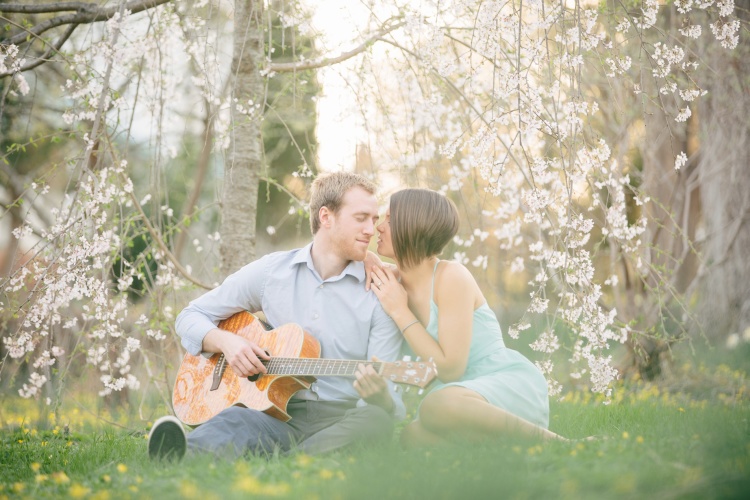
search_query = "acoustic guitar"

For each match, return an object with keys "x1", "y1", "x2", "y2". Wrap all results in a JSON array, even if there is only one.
[{"x1": 172, "y1": 311, "x2": 437, "y2": 425}]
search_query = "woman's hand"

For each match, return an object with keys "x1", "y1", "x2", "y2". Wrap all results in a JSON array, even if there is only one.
[
  {"x1": 370, "y1": 266, "x2": 410, "y2": 321},
  {"x1": 364, "y1": 251, "x2": 384, "y2": 291}
]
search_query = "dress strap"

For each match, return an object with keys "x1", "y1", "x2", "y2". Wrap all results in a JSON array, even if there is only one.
[{"x1": 430, "y1": 259, "x2": 440, "y2": 303}]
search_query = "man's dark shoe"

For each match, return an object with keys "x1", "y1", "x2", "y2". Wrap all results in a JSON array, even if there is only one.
[{"x1": 148, "y1": 415, "x2": 187, "y2": 461}]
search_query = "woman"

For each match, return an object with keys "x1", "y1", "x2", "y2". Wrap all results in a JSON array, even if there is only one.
[{"x1": 367, "y1": 188, "x2": 565, "y2": 447}]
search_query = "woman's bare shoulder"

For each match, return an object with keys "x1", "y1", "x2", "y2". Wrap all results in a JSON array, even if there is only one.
[{"x1": 436, "y1": 260, "x2": 479, "y2": 295}]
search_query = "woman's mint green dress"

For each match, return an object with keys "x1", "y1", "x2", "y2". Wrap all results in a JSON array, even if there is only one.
[{"x1": 422, "y1": 261, "x2": 550, "y2": 428}]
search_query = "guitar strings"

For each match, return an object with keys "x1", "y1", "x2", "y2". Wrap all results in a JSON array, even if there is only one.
[{"x1": 262, "y1": 358, "x2": 383, "y2": 376}]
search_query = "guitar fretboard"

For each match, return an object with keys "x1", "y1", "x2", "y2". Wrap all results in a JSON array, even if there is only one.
[{"x1": 263, "y1": 358, "x2": 382, "y2": 377}]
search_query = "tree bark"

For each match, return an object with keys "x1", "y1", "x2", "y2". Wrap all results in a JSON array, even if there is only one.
[
  {"x1": 695, "y1": 7, "x2": 750, "y2": 338},
  {"x1": 220, "y1": 0, "x2": 265, "y2": 276}
]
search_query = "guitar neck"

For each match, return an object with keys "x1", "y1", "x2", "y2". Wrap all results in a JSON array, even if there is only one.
[{"x1": 263, "y1": 357, "x2": 380, "y2": 377}]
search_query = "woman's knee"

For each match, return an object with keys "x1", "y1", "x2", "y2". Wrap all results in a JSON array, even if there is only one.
[{"x1": 418, "y1": 390, "x2": 466, "y2": 432}]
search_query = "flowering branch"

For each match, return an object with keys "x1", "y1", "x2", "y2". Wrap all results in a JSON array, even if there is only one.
[{"x1": 0, "y1": 0, "x2": 173, "y2": 49}]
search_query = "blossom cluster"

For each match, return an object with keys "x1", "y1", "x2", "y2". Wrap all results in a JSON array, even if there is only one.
[
  {"x1": 0, "y1": 44, "x2": 30, "y2": 96},
  {"x1": 326, "y1": 0, "x2": 741, "y2": 398}
]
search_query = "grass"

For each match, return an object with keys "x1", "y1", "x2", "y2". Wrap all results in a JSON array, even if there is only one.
[{"x1": 1, "y1": 363, "x2": 749, "y2": 499}]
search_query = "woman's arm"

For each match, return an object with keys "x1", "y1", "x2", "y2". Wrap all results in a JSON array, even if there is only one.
[{"x1": 371, "y1": 263, "x2": 476, "y2": 382}]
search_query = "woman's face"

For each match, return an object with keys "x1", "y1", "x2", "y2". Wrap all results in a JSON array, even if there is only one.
[{"x1": 376, "y1": 208, "x2": 395, "y2": 259}]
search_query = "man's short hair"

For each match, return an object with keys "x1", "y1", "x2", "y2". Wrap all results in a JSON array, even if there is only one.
[
  {"x1": 309, "y1": 172, "x2": 377, "y2": 234},
  {"x1": 390, "y1": 188, "x2": 460, "y2": 268}
]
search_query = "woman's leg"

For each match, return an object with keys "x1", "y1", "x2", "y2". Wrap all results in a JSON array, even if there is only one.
[
  {"x1": 400, "y1": 419, "x2": 446, "y2": 449},
  {"x1": 418, "y1": 386, "x2": 565, "y2": 442}
]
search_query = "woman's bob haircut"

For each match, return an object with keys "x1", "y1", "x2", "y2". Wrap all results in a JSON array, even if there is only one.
[{"x1": 389, "y1": 188, "x2": 460, "y2": 269}]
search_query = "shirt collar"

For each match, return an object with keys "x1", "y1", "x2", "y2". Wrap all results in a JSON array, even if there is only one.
[{"x1": 291, "y1": 242, "x2": 365, "y2": 283}]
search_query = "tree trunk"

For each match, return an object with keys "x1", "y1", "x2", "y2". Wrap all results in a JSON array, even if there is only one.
[
  {"x1": 695, "y1": 10, "x2": 750, "y2": 339},
  {"x1": 220, "y1": 0, "x2": 265, "y2": 276}
]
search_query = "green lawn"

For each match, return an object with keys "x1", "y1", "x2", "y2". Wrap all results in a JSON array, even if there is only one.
[{"x1": 2, "y1": 361, "x2": 749, "y2": 499}]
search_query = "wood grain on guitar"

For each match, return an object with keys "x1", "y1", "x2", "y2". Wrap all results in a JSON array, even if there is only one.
[{"x1": 172, "y1": 311, "x2": 437, "y2": 425}]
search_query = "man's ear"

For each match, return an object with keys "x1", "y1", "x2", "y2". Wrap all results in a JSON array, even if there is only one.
[{"x1": 319, "y1": 206, "x2": 333, "y2": 229}]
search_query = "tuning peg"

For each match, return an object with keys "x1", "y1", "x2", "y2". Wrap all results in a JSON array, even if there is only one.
[
  {"x1": 402, "y1": 355, "x2": 412, "y2": 362},
  {"x1": 394, "y1": 385, "x2": 400, "y2": 393},
  {"x1": 405, "y1": 387, "x2": 411, "y2": 393},
  {"x1": 418, "y1": 389, "x2": 424, "y2": 395},
  {"x1": 415, "y1": 356, "x2": 421, "y2": 362}
]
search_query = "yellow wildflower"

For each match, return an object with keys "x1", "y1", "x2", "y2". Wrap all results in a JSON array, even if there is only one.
[
  {"x1": 30, "y1": 462, "x2": 41, "y2": 472},
  {"x1": 233, "y1": 475, "x2": 261, "y2": 493},
  {"x1": 52, "y1": 471, "x2": 70, "y2": 484},
  {"x1": 319, "y1": 469, "x2": 334, "y2": 480},
  {"x1": 91, "y1": 491, "x2": 111, "y2": 500},
  {"x1": 180, "y1": 480, "x2": 200, "y2": 498},
  {"x1": 116, "y1": 463, "x2": 128, "y2": 473},
  {"x1": 261, "y1": 483, "x2": 291, "y2": 496},
  {"x1": 69, "y1": 483, "x2": 91, "y2": 498}
]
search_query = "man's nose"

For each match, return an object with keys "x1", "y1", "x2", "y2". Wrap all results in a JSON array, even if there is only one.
[{"x1": 363, "y1": 220, "x2": 375, "y2": 235}]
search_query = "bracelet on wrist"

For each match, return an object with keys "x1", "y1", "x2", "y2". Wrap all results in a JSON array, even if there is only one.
[{"x1": 400, "y1": 319, "x2": 420, "y2": 334}]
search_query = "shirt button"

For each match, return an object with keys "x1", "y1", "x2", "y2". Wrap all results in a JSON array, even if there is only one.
[
  {"x1": 319, "y1": 284, "x2": 324, "y2": 289},
  {"x1": 313, "y1": 312, "x2": 319, "y2": 319}
]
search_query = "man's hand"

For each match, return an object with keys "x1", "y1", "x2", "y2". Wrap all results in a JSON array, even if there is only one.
[
  {"x1": 203, "y1": 328, "x2": 269, "y2": 378},
  {"x1": 353, "y1": 357, "x2": 394, "y2": 413}
]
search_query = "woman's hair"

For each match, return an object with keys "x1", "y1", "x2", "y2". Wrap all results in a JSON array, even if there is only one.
[
  {"x1": 309, "y1": 172, "x2": 376, "y2": 234},
  {"x1": 390, "y1": 188, "x2": 460, "y2": 268}
]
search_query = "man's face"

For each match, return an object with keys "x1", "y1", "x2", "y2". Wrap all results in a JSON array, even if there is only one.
[{"x1": 326, "y1": 186, "x2": 379, "y2": 261}]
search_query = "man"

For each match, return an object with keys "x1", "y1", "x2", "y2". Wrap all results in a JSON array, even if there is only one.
[{"x1": 148, "y1": 172, "x2": 404, "y2": 460}]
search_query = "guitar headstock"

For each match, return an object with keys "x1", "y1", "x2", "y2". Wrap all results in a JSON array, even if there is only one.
[{"x1": 381, "y1": 357, "x2": 437, "y2": 389}]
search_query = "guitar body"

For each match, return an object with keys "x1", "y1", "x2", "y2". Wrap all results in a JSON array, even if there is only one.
[{"x1": 172, "y1": 311, "x2": 321, "y2": 425}]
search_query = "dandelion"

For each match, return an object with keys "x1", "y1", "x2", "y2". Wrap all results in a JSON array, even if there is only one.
[
  {"x1": 180, "y1": 480, "x2": 200, "y2": 498},
  {"x1": 233, "y1": 475, "x2": 261, "y2": 493},
  {"x1": 30, "y1": 462, "x2": 41, "y2": 472},
  {"x1": 52, "y1": 471, "x2": 70, "y2": 484},
  {"x1": 69, "y1": 483, "x2": 91, "y2": 498},
  {"x1": 116, "y1": 463, "x2": 127, "y2": 473},
  {"x1": 319, "y1": 469, "x2": 334, "y2": 480},
  {"x1": 622, "y1": 431, "x2": 629, "y2": 439},
  {"x1": 636, "y1": 436, "x2": 644, "y2": 444},
  {"x1": 91, "y1": 491, "x2": 111, "y2": 500}
]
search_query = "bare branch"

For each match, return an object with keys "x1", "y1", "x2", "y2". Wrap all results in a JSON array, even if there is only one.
[
  {"x1": 1, "y1": 0, "x2": 173, "y2": 47},
  {"x1": 268, "y1": 21, "x2": 405, "y2": 73},
  {"x1": 0, "y1": 2, "x2": 95, "y2": 14}
]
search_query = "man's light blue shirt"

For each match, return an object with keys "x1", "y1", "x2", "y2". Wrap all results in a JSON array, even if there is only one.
[{"x1": 175, "y1": 242, "x2": 405, "y2": 418}]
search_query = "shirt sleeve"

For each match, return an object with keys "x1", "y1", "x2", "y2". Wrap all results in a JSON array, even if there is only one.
[
  {"x1": 359, "y1": 302, "x2": 407, "y2": 420},
  {"x1": 174, "y1": 256, "x2": 269, "y2": 355}
]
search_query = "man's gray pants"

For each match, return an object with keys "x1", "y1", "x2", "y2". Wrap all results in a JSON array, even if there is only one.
[{"x1": 186, "y1": 400, "x2": 394, "y2": 458}]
